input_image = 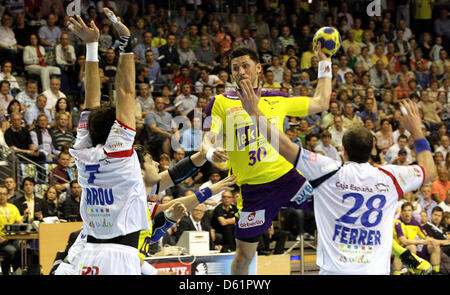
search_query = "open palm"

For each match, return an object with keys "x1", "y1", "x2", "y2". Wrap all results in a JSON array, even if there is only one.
[{"x1": 67, "y1": 15, "x2": 99, "y2": 43}]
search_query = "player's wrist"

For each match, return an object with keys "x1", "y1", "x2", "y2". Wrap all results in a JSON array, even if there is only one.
[
  {"x1": 206, "y1": 148, "x2": 216, "y2": 162},
  {"x1": 86, "y1": 42, "x2": 98, "y2": 62},
  {"x1": 318, "y1": 60, "x2": 332, "y2": 79}
]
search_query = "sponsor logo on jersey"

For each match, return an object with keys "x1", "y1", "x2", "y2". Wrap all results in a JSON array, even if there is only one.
[
  {"x1": 235, "y1": 124, "x2": 258, "y2": 150},
  {"x1": 80, "y1": 266, "x2": 99, "y2": 275},
  {"x1": 375, "y1": 183, "x2": 389, "y2": 193},
  {"x1": 238, "y1": 210, "x2": 265, "y2": 228},
  {"x1": 226, "y1": 106, "x2": 244, "y2": 114},
  {"x1": 301, "y1": 150, "x2": 317, "y2": 162},
  {"x1": 290, "y1": 181, "x2": 314, "y2": 205}
]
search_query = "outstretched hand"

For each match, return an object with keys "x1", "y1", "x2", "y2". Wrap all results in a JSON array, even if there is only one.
[
  {"x1": 66, "y1": 15, "x2": 99, "y2": 43},
  {"x1": 103, "y1": 7, "x2": 130, "y2": 36},
  {"x1": 209, "y1": 175, "x2": 237, "y2": 195},
  {"x1": 398, "y1": 98, "x2": 424, "y2": 139}
]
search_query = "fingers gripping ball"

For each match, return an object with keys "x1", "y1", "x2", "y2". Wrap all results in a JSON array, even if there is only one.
[{"x1": 313, "y1": 27, "x2": 342, "y2": 57}]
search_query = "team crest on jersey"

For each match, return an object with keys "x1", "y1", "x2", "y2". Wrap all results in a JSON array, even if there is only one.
[
  {"x1": 301, "y1": 149, "x2": 317, "y2": 162},
  {"x1": 375, "y1": 183, "x2": 389, "y2": 193}
]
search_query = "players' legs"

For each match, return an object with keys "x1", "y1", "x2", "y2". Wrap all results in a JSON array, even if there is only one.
[
  {"x1": 231, "y1": 239, "x2": 259, "y2": 275},
  {"x1": 427, "y1": 244, "x2": 441, "y2": 273}
]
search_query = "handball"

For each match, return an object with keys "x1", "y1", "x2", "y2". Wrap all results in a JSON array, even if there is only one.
[{"x1": 313, "y1": 27, "x2": 342, "y2": 57}]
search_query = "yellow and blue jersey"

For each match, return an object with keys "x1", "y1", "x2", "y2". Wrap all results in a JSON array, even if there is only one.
[{"x1": 393, "y1": 217, "x2": 428, "y2": 243}]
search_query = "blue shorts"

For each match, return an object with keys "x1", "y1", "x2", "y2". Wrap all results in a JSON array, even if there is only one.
[{"x1": 234, "y1": 168, "x2": 312, "y2": 241}]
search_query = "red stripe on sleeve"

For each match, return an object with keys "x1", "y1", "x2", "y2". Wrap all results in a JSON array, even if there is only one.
[
  {"x1": 103, "y1": 148, "x2": 134, "y2": 158},
  {"x1": 418, "y1": 165, "x2": 426, "y2": 187},
  {"x1": 115, "y1": 119, "x2": 136, "y2": 132},
  {"x1": 377, "y1": 167, "x2": 404, "y2": 199}
]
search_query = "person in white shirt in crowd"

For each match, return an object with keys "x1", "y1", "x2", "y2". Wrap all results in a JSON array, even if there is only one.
[
  {"x1": 314, "y1": 129, "x2": 342, "y2": 163},
  {"x1": 0, "y1": 13, "x2": 18, "y2": 69},
  {"x1": 24, "y1": 93, "x2": 53, "y2": 126},
  {"x1": 195, "y1": 67, "x2": 221, "y2": 94},
  {"x1": 174, "y1": 83, "x2": 198, "y2": 117},
  {"x1": 439, "y1": 189, "x2": 450, "y2": 213},
  {"x1": 15, "y1": 80, "x2": 38, "y2": 111},
  {"x1": 435, "y1": 135, "x2": 450, "y2": 160},
  {"x1": 266, "y1": 55, "x2": 284, "y2": 84},
  {"x1": 392, "y1": 121, "x2": 411, "y2": 143},
  {"x1": 385, "y1": 134, "x2": 413, "y2": 164},
  {"x1": 328, "y1": 114, "x2": 346, "y2": 155},
  {"x1": 42, "y1": 76, "x2": 66, "y2": 111},
  {"x1": 0, "y1": 61, "x2": 19, "y2": 90},
  {"x1": 23, "y1": 32, "x2": 61, "y2": 92}
]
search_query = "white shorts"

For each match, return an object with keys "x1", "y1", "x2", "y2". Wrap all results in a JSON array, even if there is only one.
[{"x1": 76, "y1": 243, "x2": 141, "y2": 275}]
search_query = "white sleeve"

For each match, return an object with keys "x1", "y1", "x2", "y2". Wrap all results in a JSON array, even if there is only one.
[
  {"x1": 294, "y1": 148, "x2": 342, "y2": 182},
  {"x1": 72, "y1": 110, "x2": 92, "y2": 150},
  {"x1": 377, "y1": 164, "x2": 425, "y2": 197}
]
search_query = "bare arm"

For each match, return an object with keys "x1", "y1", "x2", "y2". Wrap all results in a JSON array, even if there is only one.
[
  {"x1": 398, "y1": 99, "x2": 436, "y2": 183},
  {"x1": 105, "y1": 8, "x2": 136, "y2": 130},
  {"x1": 67, "y1": 16, "x2": 100, "y2": 109},
  {"x1": 155, "y1": 175, "x2": 236, "y2": 215},
  {"x1": 307, "y1": 43, "x2": 332, "y2": 115}
]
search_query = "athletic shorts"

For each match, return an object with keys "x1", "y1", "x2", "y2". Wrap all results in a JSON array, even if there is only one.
[
  {"x1": 235, "y1": 168, "x2": 312, "y2": 241},
  {"x1": 76, "y1": 243, "x2": 141, "y2": 275},
  {"x1": 416, "y1": 244, "x2": 430, "y2": 261}
]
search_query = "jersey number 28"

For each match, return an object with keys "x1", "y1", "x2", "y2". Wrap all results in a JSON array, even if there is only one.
[{"x1": 336, "y1": 193, "x2": 386, "y2": 227}]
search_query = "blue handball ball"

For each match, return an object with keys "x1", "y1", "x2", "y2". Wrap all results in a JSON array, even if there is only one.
[{"x1": 313, "y1": 27, "x2": 342, "y2": 57}]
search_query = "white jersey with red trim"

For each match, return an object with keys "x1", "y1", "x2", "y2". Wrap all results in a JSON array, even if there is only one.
[
  {"x1": 295, "y1": 148, "x2": 425, "y2": 275},
  {"x1": 69, "y1": 110, "x2": 149, "y2": 239}
]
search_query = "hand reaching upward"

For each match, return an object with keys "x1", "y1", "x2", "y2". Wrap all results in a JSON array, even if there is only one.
[{"x1": 66, "y1": 15, "x2": 99, "y2": 43}]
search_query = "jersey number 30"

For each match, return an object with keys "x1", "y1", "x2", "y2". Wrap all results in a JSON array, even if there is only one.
[{"x1": 336, "y1": 193, "x2": 386, "y2": 227}]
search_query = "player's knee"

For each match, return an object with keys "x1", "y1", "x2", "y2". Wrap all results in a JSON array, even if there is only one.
[{"x1": 406, "y1": 244, "x2": 416, "y2": 253}]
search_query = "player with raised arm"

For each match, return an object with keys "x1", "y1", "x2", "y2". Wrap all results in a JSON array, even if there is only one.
[
  {"x1": 239, "y1": 68, "x2": 436, "y2": 274},
  {"x1": 202, "y1": 42, "x2": 332, "y2": 274},
  {"x1": 66, "y1": 10, "x2": 153, "y2": 275}
]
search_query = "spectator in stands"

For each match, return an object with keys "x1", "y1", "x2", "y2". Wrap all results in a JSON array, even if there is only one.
[
  {"x1": 136, "y1": 83, "x2": 154, "y2": 117},
  {"x1": 267, "y1": 55, "x2": 284, "y2": 84},
  {"x1": 153, "y1": 64, "x2": 178, "y2": 92},
  {"x1": 174, "y1": 65, "x2": 194, "y2": 88},
  {"x1": 24, "y1": 93, "x2": 52, "y2": 127},
  {"x1": 23, "y1": 32, "x2": 61, "y2": 92},
  {"x1": 178, "y1": 37, "x2": 197, "y2": 67},
  {"x1": 30, "y1": 113, "x2": 59, "y2": 163},
  {"x1": 5, "y1": 112, "x2": 44, "y2": 162},
  {"x1": 42, "y1": 185, "x2": 61, "y2": 218},
  {"x1": 200, "y1": 169, "x2": 223, "y2": 214},
  {"x1": 432, "y1": 167, "x2": 450, "y2": 202},
  {"x1": 385, "y1": 134, "x2": 412, "y2": 164},
  {"x1": 195, "y1": 67, "x2": 220, "y2": 94},
  {"x1": 14, "y1": 177, "x2": 45, "y2": 223},
  {"x1": 145, "y1": 96, "x2": 178, "y2": 143},
  {"x1": 375, "y1": 118, "x2": 395, "y2": 153},
  {"x1": 314, "y1": 129, "x2": 341, "y2": 163},
  {"x1": 433, "y1": 49, "x2": 450, "y2": 77},
  {"x1": 51, "y1": 97, "x2": 73, "y2": 131},
  {"x1": 194, "y1": 34, "x2": 216, "y2": 71},
  {"x1": 320, "y1": 100, "x2": 339, "y2": 129},
  {"x1": 0, "y1": 184, "x2": 22, "y2": 275},
  {"x1": 158, "y1": 34, "x2": 180, "y2": 70},
  {"x1": 423, "y1": 206, "x2": 450, "y2": 260},
  {"x1": 61, "y1": 180, "x2": 81, "y2": 222},
  {"x1": 184, "y1": 24, "x2": 201, "y2": 52},
  {"x1": 257, "y1": 222, "x2": 290, "y2": 255},
  {"x1": 142, "y1": 49, "x2": 161, "y2": 83},
  {"x1": 4, "y1": 177, "x2": 19, "y2": 204},
  {"x1": 0, "y1": 13, "x2": 18, "y2": 69},
  {"x1": 419, "y1": 89, "x2": 442, "y2": 132},
  {"x1": 369, "y1": 59, "x2": 388, "y2": 88},
  {"x1": 55, "y1": 32, "x2": 76, "y2": 92},
  {"x1": 418, "y1": 184, "x2": 439, "y2": 218},
  {"x1": 211, "y1": 190, "x2": 238, "y2": 252},
  {"x1": 38, "y1": 13, "x2": 61, "y2": 50},
  {"x1": 174, "y1": 83, "x2": 198, "y2": 117},
  {"x1": 136, "y1": 64, "x2": 150, "y2": 87},
  {"x1": 262, "y1": 70, "x2": 281, "y2": 91},
  {"x1": 438, "y1": 189, "x2": 450, "y2": 213},
  {"x1": 186, "y1": 94, "x2": 208, "y2": 124},
  {"x1": 134, "y1": 31, "x2": 159, "y2": 64},
  {"x1": 15, "y1": 80, "x2": 38, "y2": 111},
  {"x1": 0, "y1": 61, "x2": 19, "y2": 91},
  {"x1": 0, "y1": 81, "x2": 13, "y2": 115},
  {"x1": 180, "y1": 115, "x2": 202, "y2": 157},
  {"x1": 49, "y1": 151, "x2": 72, "y2": 193},
  {"x1": 175, "y1": 203, "x2": 221, "y2": 251},
  {"x1": 435, "y1": 135, "x2": 450, "y2": 159},
  {"x1": 50, "y1": 112, "x2": 74, "y2": 151},
  {"x1": 99, "y1": 48, "x2": 117, "y2": 83}
]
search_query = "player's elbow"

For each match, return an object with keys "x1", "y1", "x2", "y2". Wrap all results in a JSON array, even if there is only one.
[{"x1": 423, "y1": 167, "x2": 436, "y2": 184}]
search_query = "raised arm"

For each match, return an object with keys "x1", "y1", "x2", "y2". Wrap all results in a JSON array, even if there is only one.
[
  {"x1": 398, "y1": 99, "x2": 436, "y2": 184},
  {"x1": 307, "y1": 42, "x2": 333, "y2": 115},
  {"x1": 104, "y1": 8, "x2": 136, "y2": 130},
  {"x1": 67, "y1": 16, "x2": 100, "y2": 109}
]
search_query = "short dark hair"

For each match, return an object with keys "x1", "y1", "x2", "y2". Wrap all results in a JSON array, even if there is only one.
[
  {"x1": 342, "y1": 127, "x2": 373, "y2": 163},
  {"x1": 231, "y1": 47, "x2": 259, "y2": 64},
  {"x1": 432, "y1": 206, "x2": 444, "y2": 214},
  {"x1": 88, "y1": 104, "x2": 116, "y2": 146},
  {"x1": 70, "y1": 179, "x2": 79, "y2": 188},
  {"x1": 401, "y1": 201, "x2": 413, "y2": 211},
  {"x1": 22, "y1": 177, "x2": 35, "y2": 189}
]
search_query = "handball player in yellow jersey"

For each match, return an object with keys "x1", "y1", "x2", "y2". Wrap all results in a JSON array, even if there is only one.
[{"x1": 203, "y1": 43, "x2": 332, "y2": 274}]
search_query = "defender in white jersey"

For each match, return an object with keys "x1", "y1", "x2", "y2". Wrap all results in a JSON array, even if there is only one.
[
  {"x1": 66, "y1": 10, "x2": 147, "y2": 275},
  {"x1": 239, "y1": 75, "x2": 436, "y2": 274}
]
